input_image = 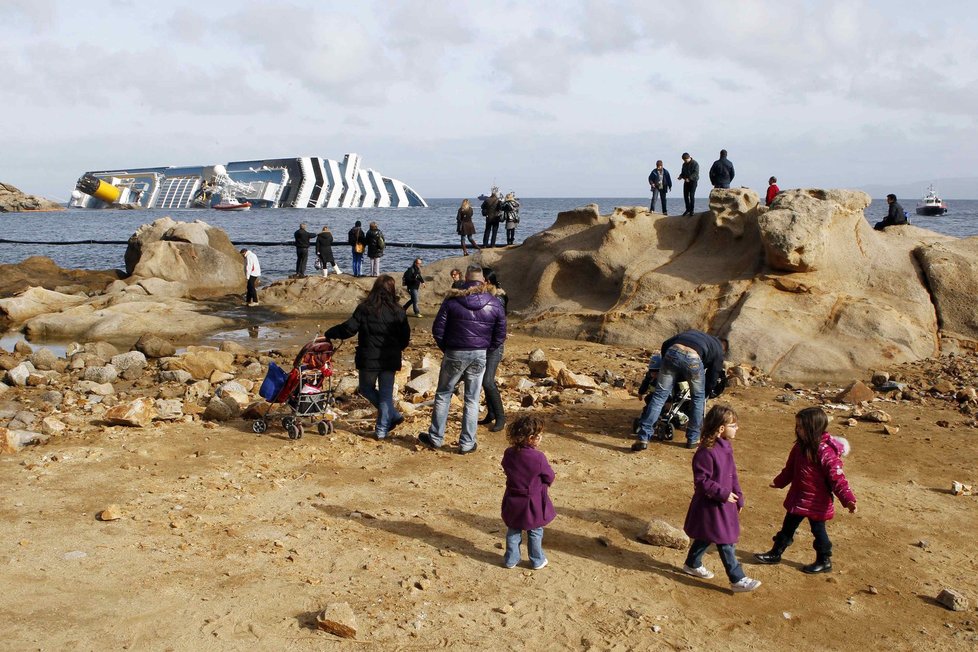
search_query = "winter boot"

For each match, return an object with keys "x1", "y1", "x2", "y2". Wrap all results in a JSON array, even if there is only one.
[
  {"x1": 754, "y1": 537, "x2": 790, "y2": 564},
  {"x1": 488, "y1": 390, "x2": 506, "y2": 432},
  {"x1": 801, "y1": 553, "x2": 832, "y2": 574}
]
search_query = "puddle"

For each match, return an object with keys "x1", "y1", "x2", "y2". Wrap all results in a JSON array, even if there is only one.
[{"x1": 0, "y1": 333, "x2": 68, "y2": 358}]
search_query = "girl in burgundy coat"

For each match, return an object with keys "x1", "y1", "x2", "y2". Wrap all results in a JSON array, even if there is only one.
[
  {"x1": 501, "y1": 415, "x2": 555, "y2": 570},
  {"x1": 682, "y1": 405, "x2": 762, "y2": 592},
  {"x1": 755, "y1": 406, "x2": 857, "y2": 574}
]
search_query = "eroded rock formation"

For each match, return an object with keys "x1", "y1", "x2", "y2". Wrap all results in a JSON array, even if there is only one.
[{"x1": 0, "y1": 182, "x2": 62, "y2": 212}]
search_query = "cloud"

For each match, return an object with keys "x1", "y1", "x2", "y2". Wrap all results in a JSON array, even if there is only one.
[
  {"x1": 7, "y1": 0, "x2": 58, "y2": 32},
  {"x1": 489, "y1": 100, "x2": 556, "y2": 122},
  {"x1": 491, "y1": 28, "x2": 582, "y2": 96}
]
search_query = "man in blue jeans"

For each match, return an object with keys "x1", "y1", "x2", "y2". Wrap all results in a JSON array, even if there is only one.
[
  {"x1": 632, "y1": 330, "x2": 727, "y2": 451},
  {"x1": 418, "y1": 265, "x2": 506, "y2": 454}
]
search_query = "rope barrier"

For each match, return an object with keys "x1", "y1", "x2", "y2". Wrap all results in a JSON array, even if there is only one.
[{"x1": 0, "y1": 238, "x2": 464, "y2": 249}]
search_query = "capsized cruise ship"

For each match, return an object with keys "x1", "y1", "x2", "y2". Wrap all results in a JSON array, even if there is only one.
[{"x1": 69, "y1": 153, "x2": 427, "y2": 209}]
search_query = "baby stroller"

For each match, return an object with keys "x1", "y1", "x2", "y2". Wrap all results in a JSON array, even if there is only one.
[
  {"x1": 632, "y1": 354, "x2": 693, "y2": 441},
  {"x1": 253, "y1": 337, "x2": 339, "y2": 440}
]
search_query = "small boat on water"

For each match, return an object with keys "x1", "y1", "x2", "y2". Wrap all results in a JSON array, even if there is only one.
[
  {"x1": 916, "y1": 185, "x2": 948, "y2": 216},
  {"x1": 213, "y1": 199, "x2": 251, "y2": 211}
]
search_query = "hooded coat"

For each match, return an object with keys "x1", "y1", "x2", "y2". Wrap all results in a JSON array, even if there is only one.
[
  {"x1": 324, "y1": 302, "x2": 409, "y2": 372},
  {"x1": 431, "y1": 282, "x2": 506, "y2": 351},
  {"x1": 772, "y1": 433, "x2": 857, "y2": 521},
  {"x1": 501, "y1": 445, "x2": 556, "y2": 531},
  {"x1": 365, "y1": 227, "x2": 385, "y2": 259},
  {"x1": 683, "y1": 437, "x2": 744, "y2": 544}
]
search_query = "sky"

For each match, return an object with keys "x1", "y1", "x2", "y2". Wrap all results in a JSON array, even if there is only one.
[{"x1": 3, "y1": 0, "x2": 978, "y2": 200}]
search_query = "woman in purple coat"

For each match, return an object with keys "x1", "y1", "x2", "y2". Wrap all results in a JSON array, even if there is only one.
[
  {"x1": 681, "y1": 405, "x2": 762, "y2": 592},
  {"x1": 501, "y1": 415, "x2": 555, "y2": 570}
]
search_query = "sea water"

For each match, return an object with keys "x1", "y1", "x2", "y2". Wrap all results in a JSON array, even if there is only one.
[{"x1": 1, "y1": 197, "x2": 976, "y2": 281}]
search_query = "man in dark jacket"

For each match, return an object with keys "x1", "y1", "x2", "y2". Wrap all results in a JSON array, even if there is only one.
[
  {"x1": 678, "y1": 152, "x2": 700, "y2": 215},
  {"x1": 873, "y1": 194, "x2": 907, "y2": 230},
  {"x1": 293, "y1": 223, "x2": 314, "y2": 277},
  {"x1": 402, "y1": 258, "x2": 425, "y2": 317},
  {"x1": 632, "y1": 330, "x2": 727, "y2": 451},
  {"x1": 481, "y1": 187, "x2": 501, "y2": 248},
  {"x1": 348, "y1": 220, "x2": 366, "y2": 277},
  {"x1": 648, "y1": 160, "x2": 672, "y2": 214},
  {"x1": 709, "y1": 149, "x2": 735, "y2": 189},
  {"x1": 418, "y1": 265, "x2": 507, "y2": 454}
]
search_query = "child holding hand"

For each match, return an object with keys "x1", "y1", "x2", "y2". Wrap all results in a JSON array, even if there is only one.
[
  {"x1": 682, "y1": 404, "x2": 762, "y2": 592},
  {"x1": 501, "y1": 415, "x2": 555, "y2": 570},
  {"x1": 755, "y1": 406, "x2": 857, "y2": 573}
]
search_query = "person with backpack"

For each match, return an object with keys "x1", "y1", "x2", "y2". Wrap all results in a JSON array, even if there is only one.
[
  {"x1": 348, "y1": 220, "x2": 367, "y2": 277},
  {"x1": 402, "y1": 258, "x2": 425, "y2": 318},
  {"x1": 365, "y1": 221, "x2": 386, "y2": 277},
  {"x1": 500, "y1": 192, "x2": 521, "y2": 245},
  {"x1": 481, "y1": 186, "x2": 501, "y2": 248}
]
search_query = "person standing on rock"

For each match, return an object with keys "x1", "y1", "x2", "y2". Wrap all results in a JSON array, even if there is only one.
[
  {"x1": 365, "y1": 221, "x2": 386, "y2": 277},
  {"x1": 402, "y1": 258, "x2": 425, "y2": 318},
  {"x1": 481, "y1": 187, "x2": 501, "y2": 248},
  {"x1": 479, "y1": 267, "x2": 508, "y2": 432},
  {"x1": 678, "y1": 153, "x2": 700, "y2": 215},
  {"x1": 873, "y1": 194, "x2": 907, "y2": 230},
  {"x1": 316, "y1": 226, "x2": 340, "y2": 277},
  {"x1": 648, "y1": 160, "x2": 672, "y2": 215},
  {"x1": 417, "y1": 264, "x2": 506, "y2": 455},
  {"x1": 348, "y1": 220, "x2": 367, "y2": 277},
  {"x1": 293, "y1": 223, "x2": 314, "y2": 277},
  {"x1": 456, "y1": 199, "x2": 480, "y2": 255},
  {"x1": 324, "y1": 275, "x2": 410, "y2": 440},
  {"x1": 632, "y1": 329, "x2": 727, "y2": 451},
  {"x1": 240, "y1": 248, "x2": 261, "y2": 306},
  {"x1": 766, "y1": 177, "x2": 781, "y2": 206},
  {"x1": 709, "y1": 150, "x2": 735, "y2": 189}
]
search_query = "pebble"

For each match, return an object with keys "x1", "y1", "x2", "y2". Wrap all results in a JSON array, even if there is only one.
[
  {"x1": 98, "y1": 505, "x2": 124, "y2": 521},
  {"x1": 63, "y1": 550, "x2": 87, "y2": 560}
]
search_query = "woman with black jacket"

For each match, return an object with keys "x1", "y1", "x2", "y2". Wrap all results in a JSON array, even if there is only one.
[
  {"x1": 365, "y1": 221, "x2": 386, "y2": 277},
  {"x1": 325, "y1": 275, "x2": 410, "y2": 439},
  {"x1": 315, "y1": 226, "x2": 339, "y2": 276},
  {"x1": 479, "y1": 267, "x2": 509, "y2": 432}
]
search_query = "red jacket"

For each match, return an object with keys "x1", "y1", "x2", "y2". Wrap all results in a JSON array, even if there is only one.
[
  {"x1": 766, "y1": 184, "x2": 780, "y2": 206},
  {"x1": 772, "y1": 433, "x2": 856, "y2": 521}
]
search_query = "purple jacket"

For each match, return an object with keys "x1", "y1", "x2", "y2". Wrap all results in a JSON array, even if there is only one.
[
  {"x1": 683, "y1": 437, "x2": 743, "y2": 545},
  {"x1": 432, "y1": 282, "x2": 506, "y2": 351},
  {"x1": 501, "y1": 446, "x2": 556, "y2": 531}
]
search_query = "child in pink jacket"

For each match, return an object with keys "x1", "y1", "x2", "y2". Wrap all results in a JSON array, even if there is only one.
[{"x1": 755, "y1": 406, "x2": 857, "y2": 574}]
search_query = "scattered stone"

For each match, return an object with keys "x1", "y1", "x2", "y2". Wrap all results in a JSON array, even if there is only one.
[
  {"x1": 160, "y1": 369, "x2": 193, "y2": 384},
  {"x1": 84, "y1": 341, "x2": 119, "y2": 362},
  {"x1": 74, "y1": 380, "x2": 115, "y2": 396},
  {"x1": 405, "y1": 371, "x2": 439, "y2": 396},
  {"x1": 637, "y1": 519, "x2": 689, "y2": 550},
  {"x1": 154, "y1": 399, "x2": 184, "y2": 421},
  {"x1": 775, "y1": 393, "x2": 798, "y2": 403},
  {"x1": 936, "y1": 420, "x2": 950, "y2": 428},
  {"x1": 98, "y1": 505, "x2": 124, "y2": 521},
  {"x1": 28, "y1": 347, "x2": 59, "y2": 371},
  {"x1": 218, "y1": 340, "x2": 250, "y2": 355},
  {"x1": 39, "y1": 390, "x2": 63, "y2": 408},
  {"x1": 203, "y1": 395, "x2": 239, "y2": 421},
  {"x1": 0, "y1": 381, "x2": 8, "y2": 395},
  {"x1": 521, "y1": 394, "x2": 536, "y2": 408},
  {"x1": 13, "y1": 340, "x2": 32, "y2": 355},
  {"x1": 529, "y1": 358, "x2": 566, "y2": 379},
  {"x1": 868, "y1": 586, "x2": 879, "y2": 595},
  {"x1": 83, "y1": 364, "x2": 118, "y2": 384},
  {"x1": 914, "y1": 539, "x2": 930, "y2": 549},
  {"x1": 8, "y1": 410, "x2": 37, "y2": 430},
  {"x1": 185, "y1": 380, "x2": 211, "y2": 403},
  {"x1": 104, "y1": 398, "x2": 157, "y2": 427},
  {"x1": 135, "y1": 333, "x2": 176, "y2": 358},
  {"x1": 835, "y1": 380, "x2": 875, "y2": 404},
  {"x1": 951, "y1": 481, "x2": 974, "y2": 496},
  {"x1": 41, "y1": 416, "x2": 66, "y2": 436},
  {"x1": 932, "y1": 379, "x2": 956, "y2": 394},
  {"x1": 170, "y1": 348, "x2": 234, "y2": 380},
  {"x1": 861, "y1": 409, "x2": 891, "y2": 423},
  {"x1": 845, "y1": 418, "x2": 858, "y2": 427},
  {"x1": 936, "y1": 588, "x2": 969, "y2": 612},
  {"x1": 6, "y1": 362, "x2": 35, "y2": 387},
  {"x1": 652, "y1": 624, "x2": 662, "y2": 634},
  {"x1": 516, "y1": 378, "x2": 535, "y2": 391},
  {"x1": 557, "y1": 368, "x2": 599, "y2": 389},
  {"x1": 209, "y1": 370, "x2": 235, "y2": 384},
  {"x1": 315, "y1": 602, "x2": 358, "y2": 638},
  {"x1": 2, "y1": 428, "x2": 43, "y2": 453},
  {"x1": 870, "y1": 371, "x2": 889, "y2": 387},
  {"x1": 956, "y1": 387, "x2": 977, "y2": 403},
  {"x1": 882, "y1": 424, "x2": 899, "y2": 435}
]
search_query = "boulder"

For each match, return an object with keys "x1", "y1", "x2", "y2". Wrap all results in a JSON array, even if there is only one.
[
  {"x1": 556, "y1": 368, "x2": 599, "y2": 389},
  {"x1": 28, "y1": 347, "x2": 60, "y2": 371},
  {"x1": 110, "y1": 351, "x2": 147, "y2": 375},
  {"x1": 2, "y1": 427, "x2": 43, "y2": 454},
  {"x1": 154, "y1": 399, "x2": 184, "y2": 421},
  {"x1": 170, "y1": 348, "x2": 235, "y2": 380},
  {"x1": 84, "y1": 341, "x2": 120, "y2": 361},
  {"x1": 13, "y1": 341, "x2": 32, "y2": 355},
  {"x1": 835, "y1": 381, "x2": 875, "y2": 404},
  {"x1": 936, "y1": 588, "x2": 969, "y2": 612},
  {"x1": 135, "y1": 333, "x2": 177, "y2": 358},
  {"x1": 104, "y1": 398, "x2": 156, "y2": 427},
  {"x1": 159, "y1": 369, "x2": 193, "y2": 384},
  {"x1": 74, "y1": 380, "x2": 115, "y2": 396},
  {"x1": 202, "y1": 395, "x2": 239, "y2": 421},
  {"x1": 218, "y1": 340, "x2": 251, "y2": 355},
  {"x1": 0, "y1": 182, "x2": 62, "y2": 212},
  {"x1": 637, "y1": 519, "x2": 689, "y2": 550},
  {"x1": 124, "y1": 217, "x2": 245, "y2": 298},
  {"x1": 0, "y1": 287, "x2": 89, "y2": 325},
  {"x1": 41, "y1": 416, "x2": 67, "y2": 436},
  {"x1": 915, "y1": 238, "x2": 978, "y2": 348},
  {"x1": 83, "y1": 365, "x2": 118, "y2": 384},
  {"x1": 6, "y1": 362, "x2": 35, "y2": 387}
]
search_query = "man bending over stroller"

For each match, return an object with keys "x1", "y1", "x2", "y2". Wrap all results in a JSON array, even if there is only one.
[{"x1": 632, "y1": 330, "x2": 727, "y2": 452}]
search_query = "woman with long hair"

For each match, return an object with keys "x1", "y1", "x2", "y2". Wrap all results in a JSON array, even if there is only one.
[
  {"x1": 479, "y1": 267, "x2": 508, "y2": 431},
  {"x1": 456, "y1": 199, "x2": 480, "y2": 256},
  {"x1": 325, "y1": 275, "x2": 410, "y2": 439}
]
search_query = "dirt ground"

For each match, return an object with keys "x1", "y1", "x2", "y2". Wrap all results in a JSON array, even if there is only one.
[{"x1": 2, "y1": 328, "x2": 978, "y2": 651}]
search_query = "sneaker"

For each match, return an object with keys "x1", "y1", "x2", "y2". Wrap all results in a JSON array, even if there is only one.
[
  {"x1": 532, "y1": 558, "x2": 548, "y2": 570},
  {"x1": 503, "y1": 560, "x2": 518, "y2": 569},
  {"x1": 457, "y1": 443, "x2": 478, "y2": 455},
  {"x1": 415, "y1": 314, "x2": 424, "y2": 318},
  {"x1": 682, "y1": 564, "x2": 715, "y2": 579},
  {"x1": 631, "y1": 440, "x2": 648, "y2": 452},
  {"x1": 389, "y1": 415, "x2": 405, "y2": 433},
  {"x1": 730, "y1": 577, "x2": 762, "y2": 593},
  {"x1": 417, "y1": 433, "x2": 441, "y2": 450}
]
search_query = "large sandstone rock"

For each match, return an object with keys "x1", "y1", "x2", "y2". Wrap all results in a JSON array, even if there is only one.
[
  {"x1": 104, "y1": 398, "x2": 156, "y2": 427},
  {"x1": 462, "y1": 189, "x2": 959, "y2": 380},
  {"x1": 914, "y1": 238, "x2": 978, "y2": 349},
  {"x1": 0, "y1": 182, "x2": 62, "y2": 212},
  {"x1": 124, "y1": 217, "x2": 245, "y2": 298},
  {"x1": 169, "y1": 347, "x2": 234, "y2": 380},
  {"x1": 258, "y1": 275, "x2": 374, "y2": 315},
  {"x1": 0, "y1": 287, "x2": 89, "y2": 324}
]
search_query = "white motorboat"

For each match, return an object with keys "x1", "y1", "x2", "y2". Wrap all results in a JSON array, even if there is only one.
[{"x1": 916, "y1": 185, "x2": 948, "y2": 216}]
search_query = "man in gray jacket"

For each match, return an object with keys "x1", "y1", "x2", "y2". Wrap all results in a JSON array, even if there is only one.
[
  {"x1": 418, "y1": 265, "x2": 507, "y2": 455},
  {"x1": 678, "y1": 152, "x2": 700, "y2": 215}
]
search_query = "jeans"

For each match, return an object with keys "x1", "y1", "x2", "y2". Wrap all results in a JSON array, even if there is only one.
[
  {"x1": 483, "y1": 221, "x2": 499, "y2": 247},
  {"x1": 775, "y1": 513, "x2": 832, "y2": 554},
  {"x1": 295, "y1": 248, "x2": 309, "y2": 276},
  {"x1": 403, "y1": 288, "x2": 420, "y2": 316},
  {"x1": 369, "y1": 257, "x2": 381, "y2": 276},
  {"x1": 505, "y1": 228, "x2": 516, "y2": 245},
  {"x1": 351, "y1": 251, "x2": 363, "y2": 277},
  {"x1": 636, "y1": 346, "x2": 705, "y2": 444},
  {"x1": 358, "y1": 369, "x2": 401, "y2": 438},
  {"x1": 714, "y1": 183, "x2": 731, "y2": 189},
  {"x1": 685, "y1": 539, "x2": 744, "y2": 583},
  {"x1": 683, "y1": 181, "x2": 697, "y2": 214},
  {"x1": 650, "y1": 188, "x2": 667, "y2": 213},
  {"x1": 426, "y1": 349, "x2": 487, "y2": 451},
  {"x1": 246, "y1": 276, "x2": 258, "y2": 303},
  {"x1": 482, "y1": 344, "x2": 504, "y2": 421},
  {"x1": 504, "y1": 527, "x2": 545, "y2": 568}
]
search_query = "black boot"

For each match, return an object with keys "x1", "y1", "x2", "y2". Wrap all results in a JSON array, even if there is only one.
[
  {"x1": 754, "y1": 537, "x2": 790, "y2": 564},
  {"x1": 487, "y1": 388, "x2": 506, "y2": 432},
  {"x1": 801, "y1": 553, "x2": 832, "y2": 574},
  {"x1": 478, "y1": 413, "x2": 494, "y2": 425}
]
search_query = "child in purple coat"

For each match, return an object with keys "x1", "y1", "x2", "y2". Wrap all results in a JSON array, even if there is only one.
[
  {"x1": 682, "y1": 405, "x2": 761, "y2": 593},
  {"x1": 501, "y1": 415, "x2": 555, "y2": 569}
]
